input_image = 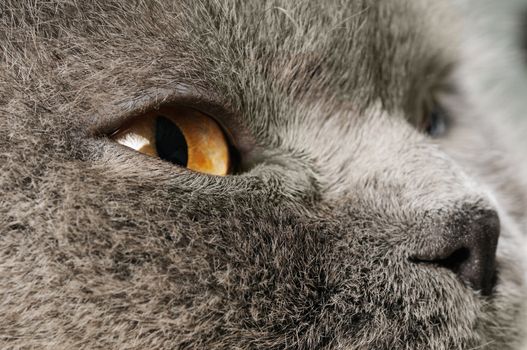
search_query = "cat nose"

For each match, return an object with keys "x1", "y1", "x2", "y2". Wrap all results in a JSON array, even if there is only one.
[{"x1": 411, "y1": 209, "x2": 500, "y2": 296}]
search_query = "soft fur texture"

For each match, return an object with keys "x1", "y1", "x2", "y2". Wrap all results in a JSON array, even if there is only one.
[{"x1": 1, "y1": 1, "x2": 526, "y2": 349}]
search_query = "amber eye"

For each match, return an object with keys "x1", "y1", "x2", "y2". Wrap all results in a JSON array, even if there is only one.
[{"x1": 111, "y1": 106, "x2": 231, "y2": 176}]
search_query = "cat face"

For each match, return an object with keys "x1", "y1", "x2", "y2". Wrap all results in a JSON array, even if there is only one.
[{"x1": 1, "y1": 0, "x2": 526, "y2": 349}]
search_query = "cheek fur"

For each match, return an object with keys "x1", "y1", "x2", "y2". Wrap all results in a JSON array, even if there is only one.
[{"x1": 0, "y1": 0, "x2": 526, "y2": 349}]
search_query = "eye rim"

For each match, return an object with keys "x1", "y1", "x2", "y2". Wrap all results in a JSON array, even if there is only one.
[
  {"x1": 410, "y1": 79, "x2": 458, "y2": 139},
  {"x1": 90, "y1": 86, "x2": 256, "y2": 163},
  {"x1": 419, "y1": 96, "x2": 450, "y2": 138},
  {"x1": 88, "y1": 86, "x2": 256, "y2": 176},
  {"x1": 108, "y1": 105, "x2": 242, "y2": 176},
  {"x1": 405, "y1": 60, "x2": 458, "y2": 138}
]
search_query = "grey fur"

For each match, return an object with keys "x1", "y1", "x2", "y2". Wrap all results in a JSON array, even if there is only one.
[{"x1": 0, "y1": 0, "x2": 526, "y2": 349}]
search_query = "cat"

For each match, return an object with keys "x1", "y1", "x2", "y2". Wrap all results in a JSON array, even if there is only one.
[{"x1": 1, "y1": 0, "x2": 526, "y2": 349}]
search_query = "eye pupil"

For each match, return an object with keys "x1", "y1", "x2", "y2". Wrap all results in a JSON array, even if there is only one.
[{"x1": 155, "y1": 115, "x2": 188, "y2": 167}]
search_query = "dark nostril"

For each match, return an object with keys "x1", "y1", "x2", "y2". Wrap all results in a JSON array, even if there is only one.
[
  {"x1": 410, "y1": 208, "x2": 500, "y2": 296},
  {"x1": 410, "y1": 246, "x2": 470, "y2": 275},
  {"x1": 433, "y1": 247, "x2": 470, "y2": 274}
]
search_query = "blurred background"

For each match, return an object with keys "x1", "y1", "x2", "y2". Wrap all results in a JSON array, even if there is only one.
[
  {"x1": 455, "y1": 1, "x2": 527, "y2": 346},
  {"x1": 456, "y1": 0, "x2": 527, "y2": 130}
]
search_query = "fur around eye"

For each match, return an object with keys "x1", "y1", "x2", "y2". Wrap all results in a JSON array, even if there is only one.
[{"x1": 110, "y1": 106, "x2": 232, "y2": 176}]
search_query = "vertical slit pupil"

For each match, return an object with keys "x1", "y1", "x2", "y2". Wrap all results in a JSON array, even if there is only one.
[{"x1": 155, "y1": 115, "x2": 188, "y2": 167}]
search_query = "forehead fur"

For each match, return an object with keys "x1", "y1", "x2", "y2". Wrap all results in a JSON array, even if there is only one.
[{"x1": 0, "y1": 0, "x2": 457, "y2": 115}]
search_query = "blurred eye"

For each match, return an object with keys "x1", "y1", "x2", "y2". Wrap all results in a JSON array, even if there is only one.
[
  {"x1": 111, "y1": 106, "x2": 231, "y2": 176},
  {"x1": 418, "y1": 99, "x2": 448, "y2": 137}
]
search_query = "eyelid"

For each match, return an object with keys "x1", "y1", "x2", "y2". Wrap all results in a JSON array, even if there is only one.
[
  {"x1": 88, "y1": 85, "x2": 256, "y2": 160},
  {"x1": 89, "y1": 86, "x2": 196, "y2": 136}
]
